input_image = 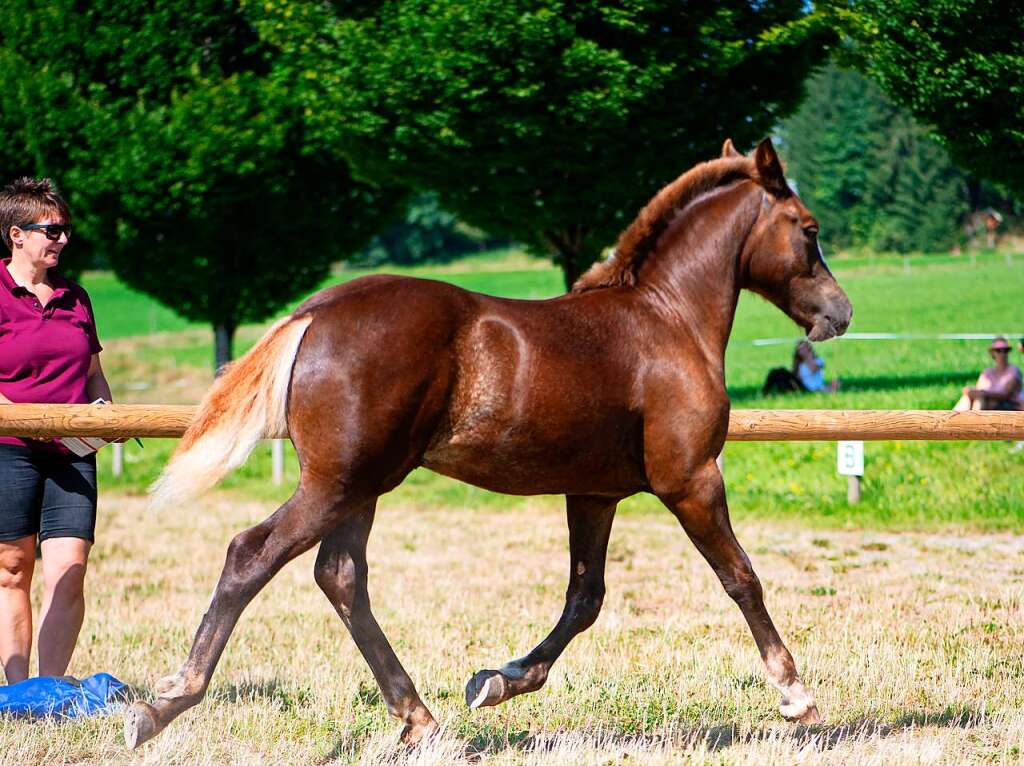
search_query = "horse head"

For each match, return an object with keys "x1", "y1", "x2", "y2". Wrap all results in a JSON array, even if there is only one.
[{"x1": 739, "y1": 139, "x2": 852, "y2": 342}]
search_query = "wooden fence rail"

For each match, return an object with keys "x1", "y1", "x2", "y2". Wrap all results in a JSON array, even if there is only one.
[{"x1": 1, "y1": 404, "x2": 1023, "y2": 441}]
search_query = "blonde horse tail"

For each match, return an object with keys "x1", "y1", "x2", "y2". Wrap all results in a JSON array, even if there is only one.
[{"x1": 149, "y1": 314, "x2": 313, "y2": 510}]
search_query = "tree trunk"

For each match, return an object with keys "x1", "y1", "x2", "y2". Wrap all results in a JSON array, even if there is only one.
[
  {"x1": 213, "y1": 321, "x2": 236, "y2": 375},
  {"x1": 546, "y1": 227, "x2": 594, "y2": 291}
]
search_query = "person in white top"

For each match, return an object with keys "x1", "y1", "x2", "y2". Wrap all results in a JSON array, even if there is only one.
[{"x1": 953, "y1": 336, "x2": 1023, "y2": 411}]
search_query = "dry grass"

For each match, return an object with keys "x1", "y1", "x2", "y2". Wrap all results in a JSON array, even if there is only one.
[{"x1": 3, "y1": 493, "x2": 1024, "y2": 765}]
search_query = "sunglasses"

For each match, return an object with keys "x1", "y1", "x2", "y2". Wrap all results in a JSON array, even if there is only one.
[
  {"x1": 992, "y1": 348, "x2": 1010, "y2": 354},
  {"x1": 20, "y1": 222, "x2": 73, "y2": 241}
]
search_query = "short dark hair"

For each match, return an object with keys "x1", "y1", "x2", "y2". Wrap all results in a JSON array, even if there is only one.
[{"x1": 0, "y1": 177, "x2": 72, "y2": 252}]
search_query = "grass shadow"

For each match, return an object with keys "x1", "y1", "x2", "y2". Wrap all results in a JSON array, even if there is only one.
[
  {"x1": 462, "y1": 704, "x2": 984, "y2": 759},
  {"x1": 729, "y1": 370, "x2": 972, "y2": 404},
  {"x1": 212, "y1": 678, "x2": 312, "y2": 711},
  {"x1": 696, "y1": 704, "x2": 982, "y2": 752}
]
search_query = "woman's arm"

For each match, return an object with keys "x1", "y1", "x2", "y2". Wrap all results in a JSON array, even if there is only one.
[
  {"x1": 85, "y1": 354, "x2": 113, "y2": 402},
  {"x1": 965, "y1": 369, "x2": 1017, "y2": 401}
]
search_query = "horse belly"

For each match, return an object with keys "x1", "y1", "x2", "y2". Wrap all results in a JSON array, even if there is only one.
[{"x1": 422, "y1": 418, "x2": 645, "y2": 496}]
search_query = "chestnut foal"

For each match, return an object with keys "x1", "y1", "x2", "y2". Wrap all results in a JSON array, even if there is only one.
[{"x1": 126, "y1": 138, "x2": 851, "y2": 747}]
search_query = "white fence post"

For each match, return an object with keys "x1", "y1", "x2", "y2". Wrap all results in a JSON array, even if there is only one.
[
  {"x1": 847, "y1": 475, "x2": 862, "y2": 504},
  {"x1": 271, "y1": 439, "x2": 284, "y2": 485},
  {"x1": 111, "y1": 442, "x2": 124, "y2": 478}
]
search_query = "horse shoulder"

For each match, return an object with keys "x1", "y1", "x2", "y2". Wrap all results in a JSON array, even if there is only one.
[{"x1": 640, "y1": 368, "x2": 729, "y2": 495}]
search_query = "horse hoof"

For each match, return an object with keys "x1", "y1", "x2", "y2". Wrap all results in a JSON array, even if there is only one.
[
  {"x1": 400, "y1": 717, "x2": 440, "y2": 746},
  {"x1": 781, "y1": 701, "x2": 822, "y2": 725},
  {"x1": 124, "y1": 702, "x2": 162, "y2": 748},
  {"x1": 465, "y1": 669, "x2": 507, "y2": 709},
  {"x1": 797, "y1": 704, "x2": 823, "y2": 725}
]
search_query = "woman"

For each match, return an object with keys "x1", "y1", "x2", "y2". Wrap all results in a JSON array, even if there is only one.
[
  {"x1": 761, "y1": 340, "x2": 839, "y2": 395},
  {"x1": 0, "y1": 177, "x2": 116, "y2": 683},
  {"x1": 793, "y1": 340, "x2": 840, "y2": 393},
  {"x1": 953, "y1": 336, "x2": 1023, "y2": 411}
]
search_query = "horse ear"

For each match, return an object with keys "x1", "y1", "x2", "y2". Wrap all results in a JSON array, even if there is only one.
[
  {"x1": 721, "y1": 138, "x2": 742, "y2": 158},
  {"x1": 755, "y1": 138, "x2": 788, "y2": 194}
]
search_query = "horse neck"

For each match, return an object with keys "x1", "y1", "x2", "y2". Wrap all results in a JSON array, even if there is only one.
[{"x1": 634, "y1": 181, "x2": 762, "y2": 364}]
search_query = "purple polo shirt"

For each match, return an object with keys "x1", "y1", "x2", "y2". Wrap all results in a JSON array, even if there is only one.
[{"x1": 0, "y1": 258, "x2": 102, "y2": 449}]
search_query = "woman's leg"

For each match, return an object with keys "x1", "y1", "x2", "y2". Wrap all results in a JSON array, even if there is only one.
[
  {"x1": 0, "y1": 535, "x2": 36, "y2": 683},
  {"x1": 37, "y1": 537, "x2": 92, "y2": 677},
  {"x1": 0, "y1": 445, "x2": 44, "y2": 683},
  {"x1": 37, "y1": 453, "x2": 97, "y2": 677}
]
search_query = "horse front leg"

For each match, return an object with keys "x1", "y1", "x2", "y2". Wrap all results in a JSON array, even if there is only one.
[
  {"x1": 465, "y1": 494, "x2": 618, "y2": 709},
  {"x1": 313, "y1": 503, "x2": 438, "y2": 744},
  {"x1": 660, "y1": 460, "x2": 820, "y2": 724},
  {"x1": 124, "y1": 486, "x2": 340, "y2": 748}
]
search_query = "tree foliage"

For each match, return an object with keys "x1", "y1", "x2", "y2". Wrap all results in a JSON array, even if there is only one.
[
  {"x1": 779, "y1": 65, "x2": 967, "y2": 254},
  {"x1": 825, "y1": 0, "x2": 1024, "y2": 202},
  {"x1": 355, "y1": 193, "x2": 503, "y2": 267},
  {"x1": 0, "y1": 47, "x2": 100, "y2": 281},
  {"x1": 257, "y1": 0, "x2": 830, "y2": 287},
  {"x1": 0, "y1": 0, "x2": 403, "y2": 366}
]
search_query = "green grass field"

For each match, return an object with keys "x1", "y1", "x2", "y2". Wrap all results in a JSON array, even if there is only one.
[{"x1": 82, "y1": 247, "x2": 1024, "y2": 530}]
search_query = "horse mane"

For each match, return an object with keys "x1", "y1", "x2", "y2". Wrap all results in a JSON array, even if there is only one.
[{"x1": 572, "y1": 155, "x2": 757, "y2": 293}]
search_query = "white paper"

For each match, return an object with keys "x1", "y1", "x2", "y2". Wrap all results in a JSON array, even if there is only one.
[
  {"x1": 58, "y1": 435, "x2": 111, "y2": 457},
  {"x1": 56, "y1": 398, "x2": 111, "y2": 455}
]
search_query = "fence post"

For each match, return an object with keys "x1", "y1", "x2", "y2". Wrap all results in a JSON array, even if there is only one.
[
  {"x1": 847, "y1": 475, "x2": 861, "y2": 504},
  {"x1": 271, "y1": 439, "x2": 284, "y2": 485},
  {"x1": 111, "y1": 442, "x2": 124, "y2": 478}
]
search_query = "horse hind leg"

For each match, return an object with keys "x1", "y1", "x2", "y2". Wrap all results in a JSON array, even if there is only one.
[
  {"x1": 465, "y1": 495, "x2": 617, "y2": 709},
  {"x1": 124, "y1": 484, "x2": 343, "y2": 748},
  {"x1": 313, "y1": 503, "x2": 438, "y2": 744}
]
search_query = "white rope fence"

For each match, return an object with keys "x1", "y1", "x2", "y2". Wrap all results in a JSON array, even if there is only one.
[{"x1": 746, "y1": 332, "x2": 1023, "y2": 347}]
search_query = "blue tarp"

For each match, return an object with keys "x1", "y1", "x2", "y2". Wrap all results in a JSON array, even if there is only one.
[{"x1": 0, "y1": 673, "x2": 127, "y2": 718}]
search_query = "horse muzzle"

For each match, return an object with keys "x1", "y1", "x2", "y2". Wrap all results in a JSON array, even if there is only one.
[{"x1": 807, "y1": 296, "x2": 852, "y2": 342}]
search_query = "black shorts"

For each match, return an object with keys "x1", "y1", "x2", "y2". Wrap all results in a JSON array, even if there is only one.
[{"x1": 0, "y1": 444, "x2": 98, "y2": 543}]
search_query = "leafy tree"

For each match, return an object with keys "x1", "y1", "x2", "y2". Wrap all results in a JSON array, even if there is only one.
[
  {"x1": 256, "y1": 0, "x2": 830, "y2": 288},
  {"x1": 825, "y1": 0, "x2": 1024, "y2": 202},
  {"x1": 355, "y1": 193, "x2": 504, "y2": 267},
  {"x1": 779, "y1": 65, "x2": 967, "y2": 253},
  {"x1": 1, "y1": 1, "x2": 403, "y2": 367},
  {"x1": 0, "y1": 48, "x2": 101, "y2": 280}
]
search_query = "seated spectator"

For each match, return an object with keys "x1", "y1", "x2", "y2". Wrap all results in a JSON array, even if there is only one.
[
  {"x1": 762, "y1": 340, "x2": 839, "y2": 395},
  {"x1": 953, "y1": 336, "x2": 1023, "y2": 411}
]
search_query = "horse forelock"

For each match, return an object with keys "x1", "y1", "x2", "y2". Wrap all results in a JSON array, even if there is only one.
[{"x1": 572, "y1": 155, "x2": 758, "y2": 293}]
